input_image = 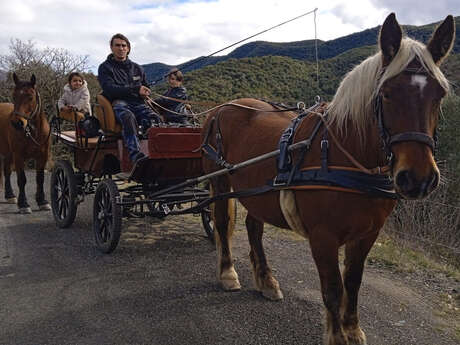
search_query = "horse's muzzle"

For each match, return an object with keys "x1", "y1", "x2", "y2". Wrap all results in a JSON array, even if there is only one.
[
  {"x1": 394, "y1": 169, "x2": 439, "y2": 199},
  {"x1": 11, "y1": 120, "x2": 25, "y2": 131}
]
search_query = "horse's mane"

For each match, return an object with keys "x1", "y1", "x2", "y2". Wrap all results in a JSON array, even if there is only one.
[{"x1": 327, "y1": 37, "x2": 450, "y2": 141}]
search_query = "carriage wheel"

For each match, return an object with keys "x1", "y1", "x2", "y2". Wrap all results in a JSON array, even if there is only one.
[
  {"x1": 201, "y1": 207, "x2": 214, "y2": 243},
  {"x1": 93, "y1": 179, "x2": 122, "y2": 254},
  {"x1": 50, "y1": 160, "x2": 78, "y2": 228},
  {"x1": 201, "y1": 199, "x2": 237, "y2": 244}
]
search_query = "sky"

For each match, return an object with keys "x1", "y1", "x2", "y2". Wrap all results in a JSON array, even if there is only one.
[{"x1": 0, "y1": 0, "x2": 458, "y2": 73}]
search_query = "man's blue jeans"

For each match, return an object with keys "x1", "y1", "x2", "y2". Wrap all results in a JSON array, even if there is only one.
[{"x1": 112, "y1": 100, "x2": 161, "y2": 162}]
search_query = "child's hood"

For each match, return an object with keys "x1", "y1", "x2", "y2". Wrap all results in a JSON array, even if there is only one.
[{"x1": 64, "y1": 80, "x2": 88, "y2": 93}]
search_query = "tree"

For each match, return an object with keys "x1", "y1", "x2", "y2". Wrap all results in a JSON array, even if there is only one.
[{"x1": 0, "y1": 39, "x2": 99, "y2": 117}]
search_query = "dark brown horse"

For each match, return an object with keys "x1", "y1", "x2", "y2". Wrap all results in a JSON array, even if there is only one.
[
  {"x1": 0, "y1": 73, "x2": 51, "y2": 213},
  {"x1": 202, "y1": 14, "x2": 455, "y2": 345}
]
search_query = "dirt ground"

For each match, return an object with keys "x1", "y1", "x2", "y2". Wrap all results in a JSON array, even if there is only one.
[{"x1": 1, "y1": 173, "x2": 459, "y2": 345}]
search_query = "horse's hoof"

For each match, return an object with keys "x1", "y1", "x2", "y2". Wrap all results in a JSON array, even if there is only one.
[
  {"x1": 39, "y1": 203, "x2": 51, "y2": 211},
  {"x1": 18, "y1": 207, "x2": 32, "y2": 214},
  {"x1": 6, "y1": 197, "x2": 17, "y2": 204},
  {"x1": 346, "y1": 327, "x2": 367, "y2": 345},
  {"x1": 220, "y1": 266, "x2": 241, "y2": 291},
  {"x1": 221, "y1": 279, "x2": 241, "y2": 291},
  {"x1": 222, "y1": 280, "x2": 241, "y2": 291},
  {"x1": 261, "y1": 288, "x2": 284, "y2": 301}
]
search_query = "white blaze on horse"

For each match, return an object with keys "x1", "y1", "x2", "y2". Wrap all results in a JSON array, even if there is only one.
[
  {"x1": 0, "y1": 73, "x2": 51, "y2": 213},
  {"x1": 202, "y1": 13, "x2": 455, "y2": 345}
]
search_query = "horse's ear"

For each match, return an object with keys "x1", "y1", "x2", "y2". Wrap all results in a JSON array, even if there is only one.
[
  {"x1": 30, "y1": 74, "x2": 36, "y2": 87},
  {"x1": 379, "y1": 13, "x2": 402, "y2": 66},
  {"x1": 427, "y1": 15, "x2": 455, "y2": 65},
  {"x1": 13, "y1": 72, "x2": 19, "y2": 85}
]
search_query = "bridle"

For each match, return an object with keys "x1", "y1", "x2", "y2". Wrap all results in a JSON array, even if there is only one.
[
  {"x1": 11, "y1": 91, "x2": 50, "y2": 146},
  {"x1": 374, "y1": 67, "x2": 437, "y2": 165},
  {"x1": 13, "y1": 90, "x2": 42, "y2": 121}
]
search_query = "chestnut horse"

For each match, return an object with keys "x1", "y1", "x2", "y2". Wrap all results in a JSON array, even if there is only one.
[
  {"x1": 0, "y1": 73, "x2": 51, "y2": 213},
  {"x1": 202, "y1": 14, "x2": 455, "y2": 345}
]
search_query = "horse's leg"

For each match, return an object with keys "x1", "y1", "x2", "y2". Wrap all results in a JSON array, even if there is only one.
[
  {"x1": 16, "y1": 167, "x2": 31, "y2": 214},
  {"x1": 341, "y1": 232, "x2": 378, "y2": 345},
  {"x1": 3, "y1": 157, "x2": 16, "y2": 203},
  {"x1": 35, "y1": 158, "x2": 50, "y2": 210},
  {"x1": 245, "y1": 213, "x2": 283, "y2": 300},
  {"x1": 310, "y1": 228, "x2": 348, "y2": 345},
  {"x1": 211, "y1": 177, "x2": 240, "y2": 291}
]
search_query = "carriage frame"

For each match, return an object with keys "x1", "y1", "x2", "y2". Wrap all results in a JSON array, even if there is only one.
[{"x1": 50, "y1": 95, "x2": 214, "y2": 253}]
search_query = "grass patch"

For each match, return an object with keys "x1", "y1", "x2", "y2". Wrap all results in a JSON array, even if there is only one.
[
  {"x1": 367, "y1": 233, "x2": 460, "y2": 280},
  {"x1": 367, "y1": 233, "x2": 460, "y2": 341}
]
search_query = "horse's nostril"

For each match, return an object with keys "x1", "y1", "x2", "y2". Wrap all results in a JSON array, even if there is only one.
[
  {"x1": 395, "y1": 170, "x2": 414, "y2": 192},
  {"x1": 396, "y1": 170, "x2": 439, "y2": 198},
  {"x1": 425, "y1": 171, "x2": 440, "y2": 193}
]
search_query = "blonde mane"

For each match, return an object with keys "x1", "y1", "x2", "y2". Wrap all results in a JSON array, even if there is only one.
[{"x1": 327, "y1": 37, "x2": 450, "y2": 140}]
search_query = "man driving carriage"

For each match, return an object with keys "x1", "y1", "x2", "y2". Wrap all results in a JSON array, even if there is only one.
[{"x1": 98, "y1": 33, "x2": 162, "y2": 164}]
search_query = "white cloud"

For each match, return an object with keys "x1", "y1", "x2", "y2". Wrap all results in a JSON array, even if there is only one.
[
  {"x1": 0, "y1": 0, "x2": 458, "y2": 73},
  {"x1": 368, "y1": 0, "x2": 459, "y2": 25}
]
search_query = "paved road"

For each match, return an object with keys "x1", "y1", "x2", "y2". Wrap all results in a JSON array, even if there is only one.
[{"x1": 0, "y1": 171, "x2": 457, "y2": 345}]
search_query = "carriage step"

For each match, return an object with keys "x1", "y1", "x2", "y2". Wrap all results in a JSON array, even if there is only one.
[
  {"x1": 114, "y1": 172, "x2": 131, "y2": 181},
  {"x1": 117, "y1": 180, "x2": 138, "y2": 190}
]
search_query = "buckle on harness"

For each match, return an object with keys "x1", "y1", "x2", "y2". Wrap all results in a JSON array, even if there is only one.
[
  {"x1": 272, "y1": 176, "x2": 287, "y2": 187},
  {"x1": 321, "y1": 139, "x2": 329, "y2": 149}
]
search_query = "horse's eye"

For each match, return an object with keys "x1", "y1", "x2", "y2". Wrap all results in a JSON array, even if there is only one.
[{"x1": 383, "y1": 92, "x2": 390, "y2": 100}]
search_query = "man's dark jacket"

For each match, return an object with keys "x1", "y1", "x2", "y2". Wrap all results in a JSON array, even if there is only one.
[{"x1": 98, "y1": 54, "x2": 148, "y2": 103}]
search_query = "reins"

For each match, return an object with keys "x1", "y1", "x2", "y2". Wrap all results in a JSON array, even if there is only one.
[
  {"x1": 307, "y1": 108, "x2": 391, "y2": 175},
  {"x1": 145, "y1": 95, "x2": 301, "y2": 120}
]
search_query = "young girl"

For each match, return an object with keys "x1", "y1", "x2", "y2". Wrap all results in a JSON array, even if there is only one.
[{"x1": 58, "y1": 72, "x2": 91, "y2": 121}]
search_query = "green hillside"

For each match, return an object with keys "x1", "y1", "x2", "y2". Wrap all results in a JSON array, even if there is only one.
[
  {"x1": 145, "y1": 16, "x2": 460, "y2": 83},
  {"x1": 155, "y1": 45, "x2": 460, "y2": 107}
]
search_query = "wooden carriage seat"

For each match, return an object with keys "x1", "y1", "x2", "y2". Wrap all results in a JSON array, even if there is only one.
[
  {"x1": 94, "y1": 94, "x2": 122, "y2": 135},
  {"x1": 58, "y1": 108, "x2": 85, "y2": 123}
]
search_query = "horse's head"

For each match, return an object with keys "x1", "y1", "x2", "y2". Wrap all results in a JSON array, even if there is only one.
[
  {"x1": 12, "y1": 73, "x2": 40, "y2": 127},
  {"x1": 376, "y1": 13, "x2": 455, "y2": 199}
]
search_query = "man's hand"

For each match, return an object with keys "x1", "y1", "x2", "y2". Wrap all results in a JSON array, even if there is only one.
[{"x1": 139, "y1": 86, "x2": 151, "y2": 98}]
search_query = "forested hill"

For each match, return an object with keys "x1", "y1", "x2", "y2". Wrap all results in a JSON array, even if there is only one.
[
  {"x1": 152, "y1": 46, "x2": 458, "y2": 108},
  {"x1": 144, "y1": 16, "x2": 460, "y2": 83}
]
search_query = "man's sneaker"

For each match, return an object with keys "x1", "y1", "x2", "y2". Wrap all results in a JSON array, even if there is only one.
[{"x1": 132, "y1": 152, "x2": 147, "y2": 164}]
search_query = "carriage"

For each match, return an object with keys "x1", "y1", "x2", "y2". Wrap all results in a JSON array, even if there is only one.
[{"x1": 50, "y1": 94, "x2": 214, "y2": 253}]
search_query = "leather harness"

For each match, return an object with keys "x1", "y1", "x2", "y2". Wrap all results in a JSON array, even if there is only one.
[{"x1": 201, "y1": 100, "x2": 398, "y2": 200}]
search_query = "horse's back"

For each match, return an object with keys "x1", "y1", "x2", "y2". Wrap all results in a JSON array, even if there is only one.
[
  {"x1": 203, "y1": 97, "x2": 295, "y2": 173},
  {"x1": 0, "y1": 103, "x2": 13, "y2": 120},
  {"x1": 0, "y1": 103, "x2": 13, "y2": 155},
  {"x1": 204, "y1": 98, "x2": 295, "y2": 156},
  {"x1": 202, "y1": 98, "x2": 296, "y2": 227}
]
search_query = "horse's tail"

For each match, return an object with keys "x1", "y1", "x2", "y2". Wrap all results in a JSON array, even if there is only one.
[{"x1": 0, "y1": 156, "x2": 3, "y2": 191}]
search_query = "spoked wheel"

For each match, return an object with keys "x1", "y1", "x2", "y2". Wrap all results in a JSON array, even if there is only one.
[
  {"x1": 93, "y1": 179, "x2": 122, "y2": 254},
  {"x1": 201, "y1": 207, "x2": 214, "y2": 243},
  {"x1": 50, "y1": 160, "x2": 78, "y2": 228}
]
